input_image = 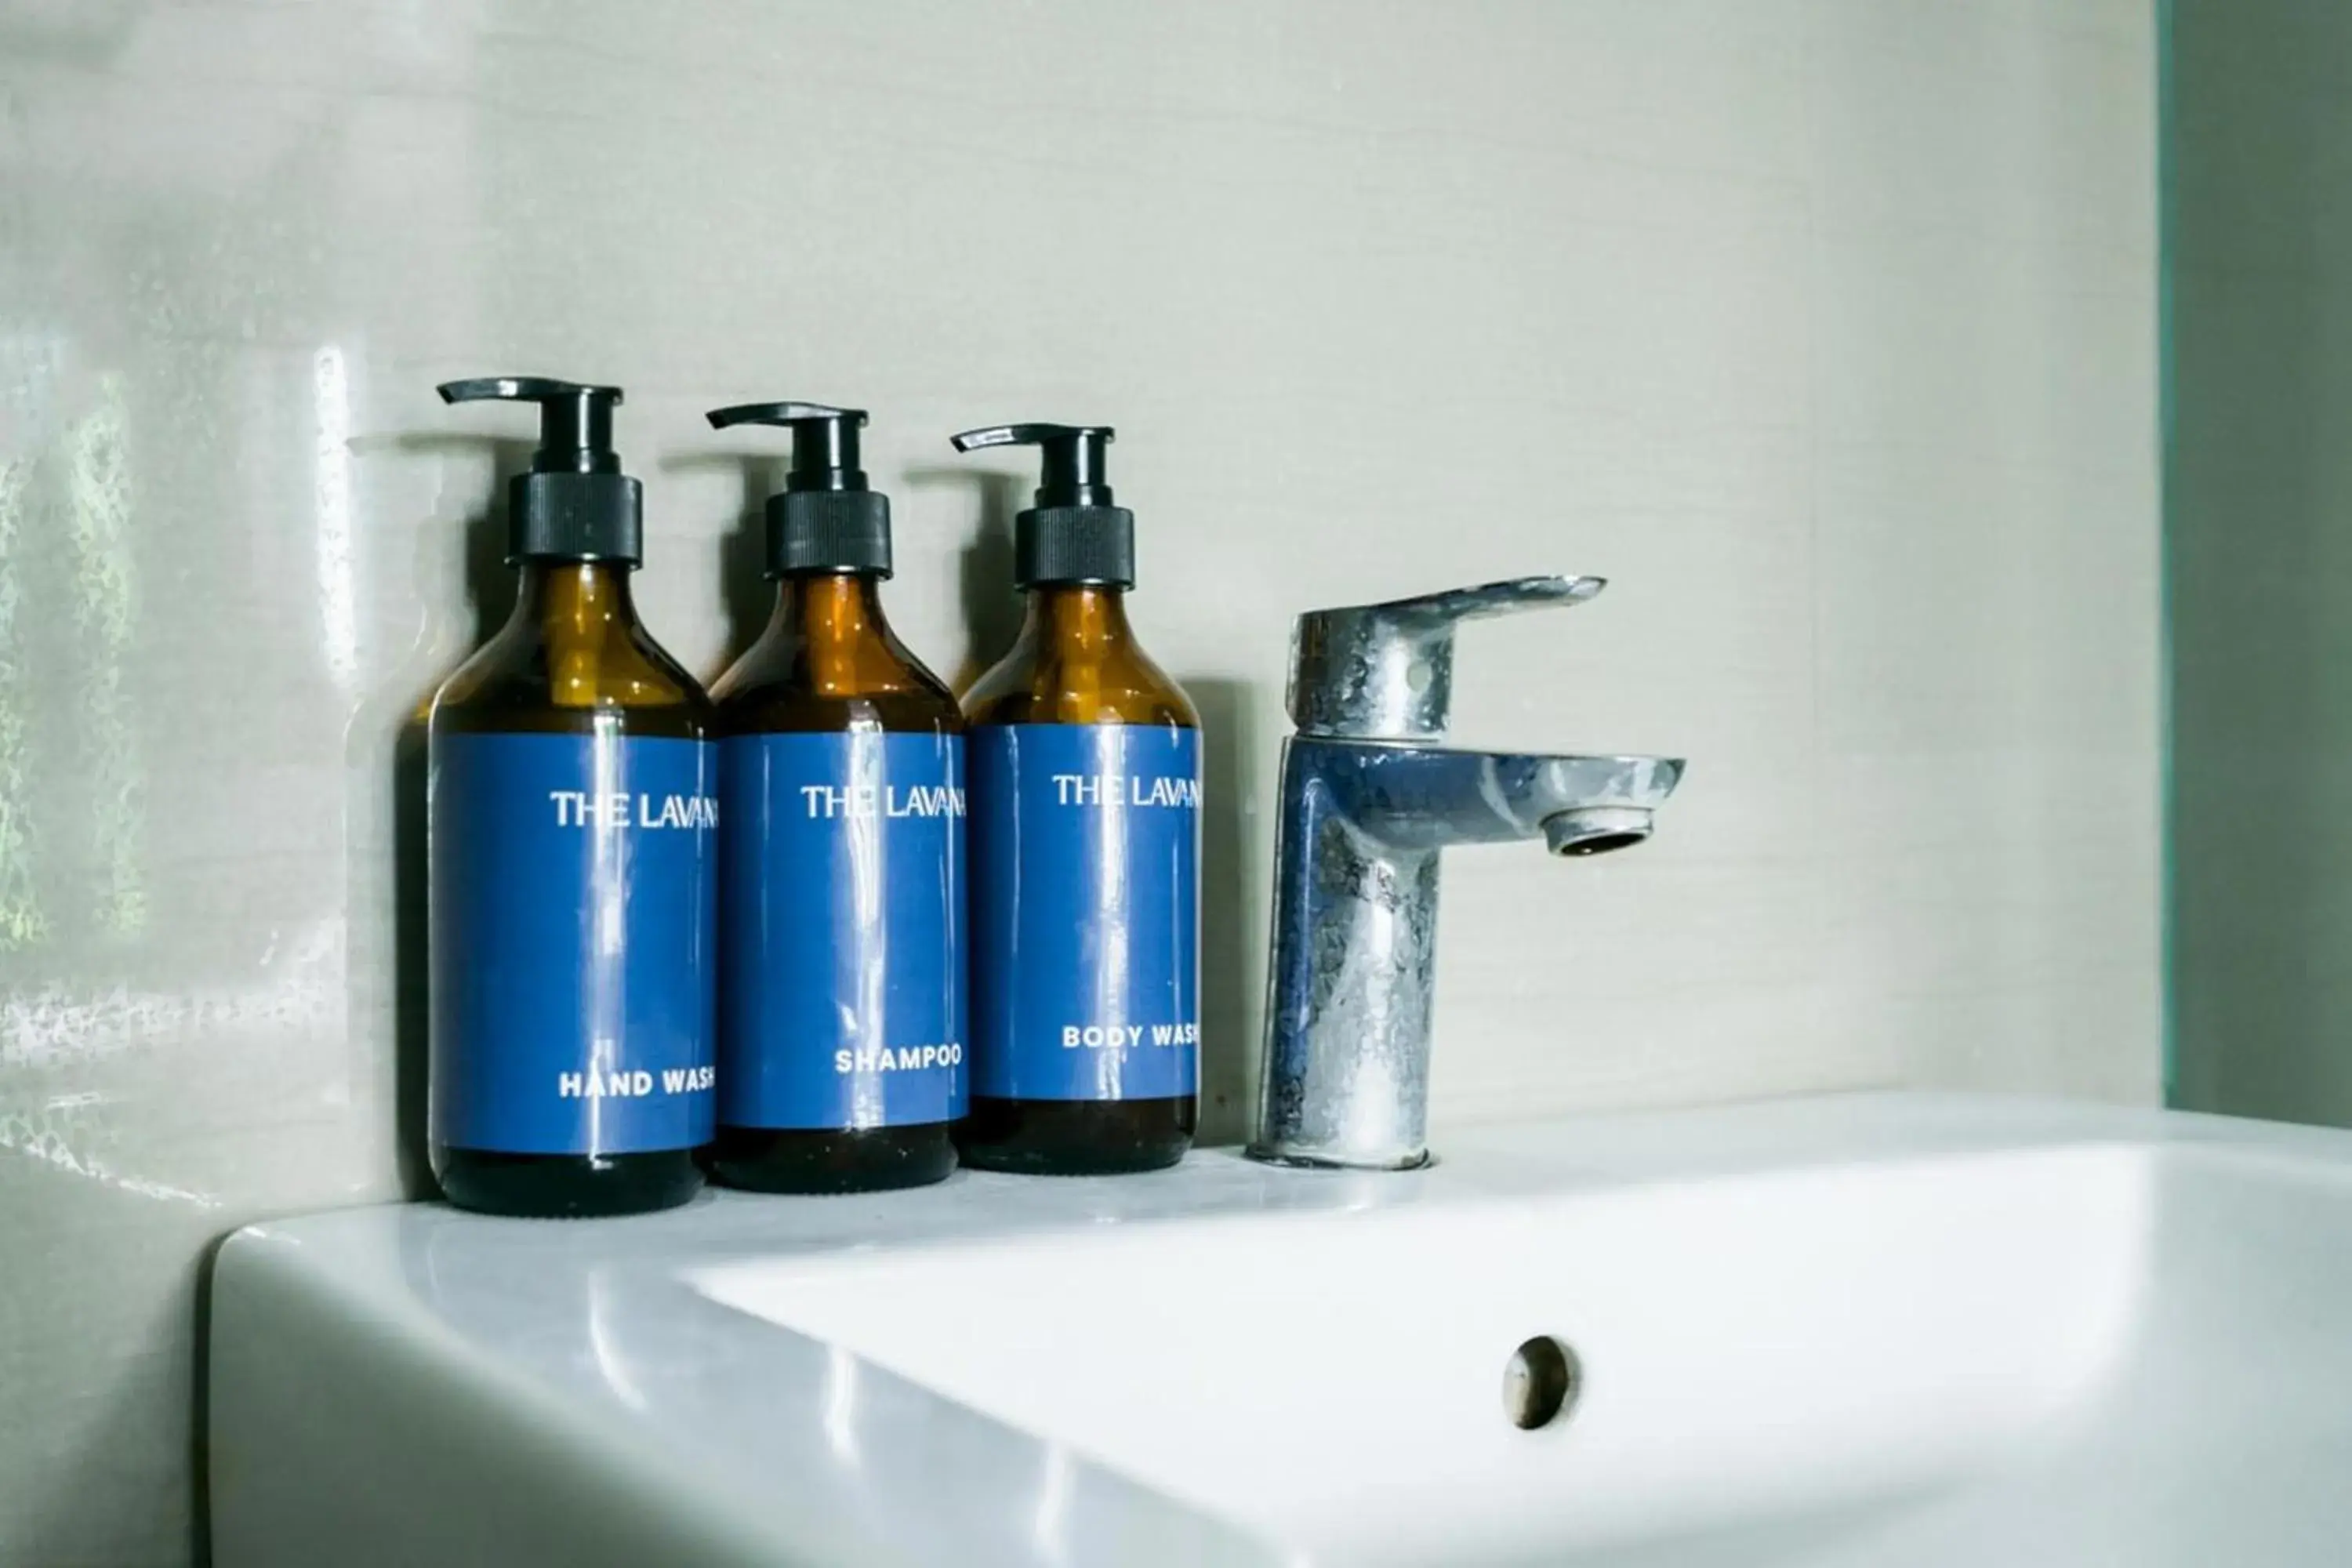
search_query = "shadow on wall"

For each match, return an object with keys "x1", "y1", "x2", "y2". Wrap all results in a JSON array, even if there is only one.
[
  {"x1": 653, "y1": 447, "x2": 786, "y2": 675},
  {"x1": 1185, "y1": 677, "x2": 1263, "y2": 1143},
  {"x1": 8, "y1": 1149, "x2": 226, "y2": 1566},
  {"x1": 902, "y1": 463, "x2": 1025, "y2": 690},
  {"x1": 390, "y1": 435, "x2": 537, "y2": 1199}
]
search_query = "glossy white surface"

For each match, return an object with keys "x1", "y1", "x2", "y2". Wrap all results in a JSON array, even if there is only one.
[
  {"x1": 0, "y1": 3, "x2": 2155, "y2": 1560},
  {"x1": 211, "y1": 1095, "x2": 2352, "y2": 1567}
]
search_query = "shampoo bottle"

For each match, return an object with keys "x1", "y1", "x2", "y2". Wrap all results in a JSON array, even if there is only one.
[
  {"x1": 706, "y1": 402, "x2": 965, "y2": 1192},
  {"x1": 952, "y1": 423, "x2": 1201, "y2": 1174},
  {"x1": 427, "y1": 377, "x2": 718, "y2": 1218}
]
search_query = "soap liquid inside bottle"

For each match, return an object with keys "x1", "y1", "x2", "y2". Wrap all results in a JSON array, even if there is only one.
[
  {"x1": 960, "y1": 583, "x2": 1200, "y2": 1174},
  {"x1": 429, "y1": 560, "x2": 713, "y2": 1218},
  {"x1": 707, "y1": 571, "x2": 964, "y2": 1193}
]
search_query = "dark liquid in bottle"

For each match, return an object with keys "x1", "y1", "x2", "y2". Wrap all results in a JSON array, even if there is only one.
[
  {"x1": 708, "y1": 572, "x2": 963, "y2": 1194},
  {"x1": 430, "y1": 561, "x2": 713, "y2": 1218},
  {"x1": 960, "y1": 583, "x2": 1199, "y2": 1175}
]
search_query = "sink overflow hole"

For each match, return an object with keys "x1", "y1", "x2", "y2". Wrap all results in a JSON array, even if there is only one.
[{"x1": 1504, "y1": 1336, "x2": 1581, "y2": 1431}]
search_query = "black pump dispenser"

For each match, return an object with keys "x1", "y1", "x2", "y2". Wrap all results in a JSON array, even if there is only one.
[
  {"x1": 438, "y1": 376, "x2": 641, "y2": 564},
  {"x1": 950, "y1": 423, "x2": 1133, "y2": 589},
  {"x1": 706, "y1": 402, "x2": 892, "y2": 578}
]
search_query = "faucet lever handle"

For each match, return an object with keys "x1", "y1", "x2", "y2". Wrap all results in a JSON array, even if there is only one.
[
  {"x1": 1359, "y1": 575, "x2": 1605, "y2": 630},
  {"x1": 1289, "y1": 575, "x2": 1605, "y2": 742}
]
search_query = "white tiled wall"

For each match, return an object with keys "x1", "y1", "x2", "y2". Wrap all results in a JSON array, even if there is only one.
[{"x1": 0, "y1": 2, "x2": 2157, "y2": 1561}]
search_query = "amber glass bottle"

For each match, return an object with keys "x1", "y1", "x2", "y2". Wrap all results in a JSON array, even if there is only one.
[
  {"x1": 428, "y1": 378, "x2": 717, "y2": 1218},
  {"x1": 706, "y1": 404, "x2": 964, "y2": 1193},
  {"x1": 953, "y1": 423, "x2": 1201, "y2": 1174}
]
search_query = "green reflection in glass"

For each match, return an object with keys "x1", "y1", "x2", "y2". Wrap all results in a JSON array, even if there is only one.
[
  {"x1": 68, "y1": 372, "x2": 143, "y2": 935},
  {"x1": 0, "y1": 455, "x2": 45, "y2": 949}
]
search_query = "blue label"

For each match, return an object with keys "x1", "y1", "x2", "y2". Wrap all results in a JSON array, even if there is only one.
[
  {"x1": 719, "y1": 731, "x2": 967, "y2": 1130},
  {"x1": 969, "y1": 724, "x2": 1201, "y2": 1102},
  {"x1": 429, "y1": 731, "x2": 717, "y2": 1155}
]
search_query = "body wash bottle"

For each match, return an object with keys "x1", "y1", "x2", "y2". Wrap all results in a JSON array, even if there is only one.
[
  {"x1": 953, "y1": 423, "x2": 1201, "y2": 1174},
  {"x1": 428, "y1": 377, "x2": 717, "y2": 1218},
  {"x1": 707, "y1": 403, "x2": 965, "y2": 1192}
]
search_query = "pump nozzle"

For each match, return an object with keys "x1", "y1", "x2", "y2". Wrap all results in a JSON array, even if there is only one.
[
  {"x1": 437, "y1": 376, "x2": 624, "y2": 475},
  {"x1": 950, "y1": 421, "x2": 1133, "y2": 588},
  {"x1": 437, "y1": 374, "x2": 641, "y2": 563},
  {"x1": 950, "y1": 423, "x2": 1116, "y2": 508},
  {"x1": 709, "y1": 399, "x2": 892, "y2": 579},
  {"x1": 706, "y1": 402, "x2": 870, "y2": 493}
]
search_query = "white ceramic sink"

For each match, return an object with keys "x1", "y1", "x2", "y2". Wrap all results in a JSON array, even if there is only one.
[{"x1": 208, "y1": 1094, "x2": 2352, "y2": 1566}]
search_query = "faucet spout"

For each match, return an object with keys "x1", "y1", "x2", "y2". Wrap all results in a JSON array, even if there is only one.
[
  {"x1": 1295, "y1": 743, "x2": 1679, "y2": 852},
  {"x1": 1543, "y1": 805, "x2": 1654, "y2": 857},
  {"x1": 1248, "y1": 738, "x2": 1682, "y2": 1171}
]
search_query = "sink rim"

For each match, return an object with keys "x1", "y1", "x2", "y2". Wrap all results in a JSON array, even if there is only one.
[{"x1": 206, "y1": 1093, "x2": 2352, "y2": 1568}]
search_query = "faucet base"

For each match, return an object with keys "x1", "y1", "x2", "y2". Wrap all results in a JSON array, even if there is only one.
[
  {"x1": 1242, "y1": 1142, "x2": 1433, "y2": 1173},
  {"x1": 1250, "y1": 736, "x2": 1684, "y2": 1177}
]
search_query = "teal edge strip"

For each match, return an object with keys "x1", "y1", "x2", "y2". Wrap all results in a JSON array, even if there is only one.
[{"x1": 2157, "y1": 0, "x2": 2178, "y2": 1106}]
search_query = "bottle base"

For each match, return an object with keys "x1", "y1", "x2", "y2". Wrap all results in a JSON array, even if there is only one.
[
  {"x1": 432, "y1": 1146, "x2": 704, "y2": 1218},
  {"x1": 956, "y1": 1095, "x2": 1196, "y2": 1176},
  {"x1": 706, "y1": 1123, "x2": 960, "y2": 1194}
]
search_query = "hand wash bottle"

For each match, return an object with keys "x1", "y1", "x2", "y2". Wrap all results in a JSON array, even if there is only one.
[
  {"x1": 952, "y1": 423, "x2": 1202, "y2": 1174},
  {"x1": 427, "y1": 376, "x2": 717, "y2": 1218},
  {"x1": 706, "y1": 402, "x2": 966, "y2": 1193}
]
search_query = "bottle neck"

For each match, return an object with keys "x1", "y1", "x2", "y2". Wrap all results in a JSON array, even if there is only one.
[
  {"x1": 510, "y1": 558, "x2": 637, "y2": 637},
  {"x1": 771, "y1": 570, "x2": 890, "y2": 644},
  {"x1": 1019, "y1": 583, "x2": 1134, "y2": 654}
]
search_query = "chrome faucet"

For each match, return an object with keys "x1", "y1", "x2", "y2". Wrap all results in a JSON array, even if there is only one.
[{"x1": 1247, "y1": 576, "x2": 1684, "y2": 1171}]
